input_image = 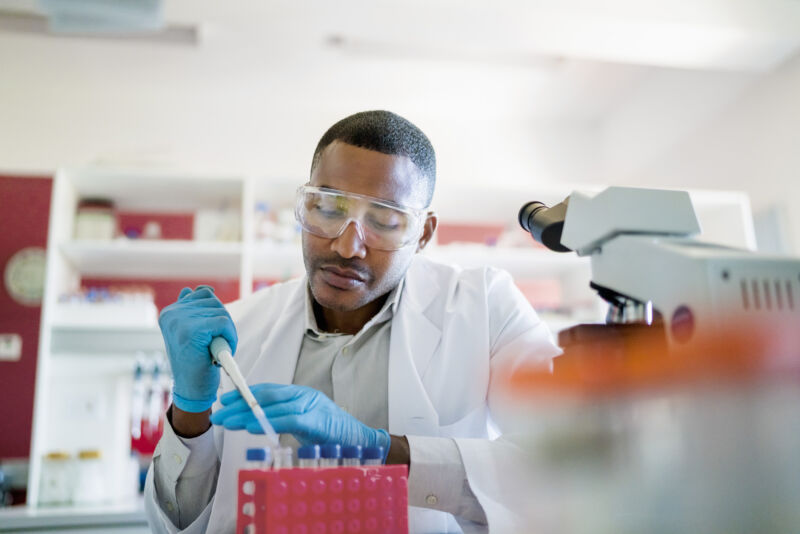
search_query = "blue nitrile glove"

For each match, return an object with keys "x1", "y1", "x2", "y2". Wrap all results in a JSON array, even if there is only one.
[
  {"x1": 210, "y1": 383, "x2": 390, "y2": 458},
  {"x1": 159, "y1": 285, "x2": 238, "y2": 413}
]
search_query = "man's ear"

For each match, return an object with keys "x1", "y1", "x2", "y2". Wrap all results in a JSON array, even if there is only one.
[{"x1": 416, "y1": 212, "x2": 438, "y2": 252}]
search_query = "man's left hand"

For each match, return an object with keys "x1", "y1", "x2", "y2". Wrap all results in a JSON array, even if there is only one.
[{"x1": 210, "y1": 383, "x2": 390, "y2": 456}]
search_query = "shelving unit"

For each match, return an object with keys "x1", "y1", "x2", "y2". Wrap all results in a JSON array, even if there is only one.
[
  {"x1": 27, "y1": 168, "x2": 757, "y2": 508},
  {"x1": 60, "y1": 240, "x2": 243, "y2": 279}
]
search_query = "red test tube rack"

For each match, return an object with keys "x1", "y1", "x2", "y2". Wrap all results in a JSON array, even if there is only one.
[{"x1": 237, "y1": 465, "x2": 409, "y2": 534}]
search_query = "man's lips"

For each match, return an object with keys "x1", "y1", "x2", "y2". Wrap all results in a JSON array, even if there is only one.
[{"x1": 319, "y1": 265, "x2": 367, "y2": 289}]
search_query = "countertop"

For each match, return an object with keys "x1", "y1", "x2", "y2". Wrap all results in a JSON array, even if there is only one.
[{"x1": 0, "y1": 498, "x2": 148, "y2": 532}]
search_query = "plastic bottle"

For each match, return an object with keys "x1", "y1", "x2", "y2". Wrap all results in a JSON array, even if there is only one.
[
  {"x1": 39, "y1": 451, "x2": 73, "y2": 505},
  {"x1": 298, "y1": 444, "x2": 321, "y2": 468},
  {"x1": 342, "y1": 445, "x2": 363, "y2": 466},
  {"x1": 320, "y1": 444, "x2": 341, "y2": 467},
  {"x1": 245, "y1": 448, "x2": 272, "y2": 470},
  {"x1": 363, "y1": 446, "x2": 384, "y2": 466},
  {"x1": 73, "y1": 449, "x2": 106, "y2": 505},
  {"x1": 273, "y1": 447, "x2": 293, "y2": 469}
]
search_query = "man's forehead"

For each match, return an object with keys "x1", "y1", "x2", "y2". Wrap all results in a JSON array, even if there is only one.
[{"x1": 311, "y1": 142, "x2": 425, "y2": 208}]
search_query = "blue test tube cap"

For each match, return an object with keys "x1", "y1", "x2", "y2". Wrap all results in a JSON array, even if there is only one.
[
  {"x1": 342, "y1": 445, "x2": 362, "y2": 459},
  {"x1": 321, "y1": 443, "x2": 342, "y2": 459},
  {"x1": 246, "y1": 447, "x2": 269, "y2": 462},
  {"x1": 298, "y1": 444, "x2": 321, "y2": 460},
  {"x1": 363, "y1": 446, "x2": 384, "y2": 461}
]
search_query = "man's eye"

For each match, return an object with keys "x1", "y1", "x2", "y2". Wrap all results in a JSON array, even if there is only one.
[{"x1": 367, "y1": 214, "x2": 403, "y2": 231}]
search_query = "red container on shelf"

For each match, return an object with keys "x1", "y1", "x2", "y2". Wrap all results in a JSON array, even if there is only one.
[{"x1": 237, "y1": 465, "x2": 408, "y2": 534}]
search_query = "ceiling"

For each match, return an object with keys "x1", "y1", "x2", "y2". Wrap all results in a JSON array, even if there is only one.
[
  {"x1": 1, "y1": 0, "x2": 799, "y2": 182},
  {"x1": 2, "y1": 0, "x2": 800, "y2": 125}
]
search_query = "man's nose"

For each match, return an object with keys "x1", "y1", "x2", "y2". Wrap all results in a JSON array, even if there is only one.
[{"x1": 331, "y1": 220, "x2": 367, "y2": 259}]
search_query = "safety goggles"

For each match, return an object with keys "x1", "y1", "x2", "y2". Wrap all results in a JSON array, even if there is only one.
[{"x1": 295, "y1": 185, "x2": 427, "y2": 251}]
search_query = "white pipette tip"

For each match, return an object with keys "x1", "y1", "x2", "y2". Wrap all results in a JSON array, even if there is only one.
[{"x1": 209, "y1": 336, "x2": 281, "y2": 450}]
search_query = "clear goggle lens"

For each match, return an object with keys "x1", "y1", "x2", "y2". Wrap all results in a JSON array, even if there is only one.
[{"x1": 295, "y1": 186, "x2": 425, "y2": 251}]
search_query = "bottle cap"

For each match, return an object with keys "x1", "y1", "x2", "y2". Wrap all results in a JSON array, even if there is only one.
[
  {"x1": 246, "y1": 448, "x2": 269, "y2": 462},
  {"x1": 78, "y1": 449, "x2": 102, "y2": 460},
  {"x1": 320, "y1": 443, "x2": 341, "y2": 459},
  {"x1": 298, "y1": 444, "x2": 321, "y2": 460},
  {"x1": 363, "y1": 446, "x2": 384, "y2": 461},
  {"x1": 342, "y1": 445, "x2": 362, "y2": 459}
]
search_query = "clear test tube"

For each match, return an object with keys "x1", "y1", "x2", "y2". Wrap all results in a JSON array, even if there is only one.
[
  {"x1": 342, "y1": 445, "x2": 363, "y2": 467},
  {"x1": 362, "y1": 446, "x2": 384, "y2": 466},
  {"x1": 245, "y1": 448, "x2": 272, "y2": 470},
  {"x1": 273, "y1": 447, "x2": 293, "y2": 469},
  {"x1": 320, "y1": 444, "x2": 341, "y2": 467},
  {"x1": 298, "y1": 444, "x2": 320, "y2": 468}
]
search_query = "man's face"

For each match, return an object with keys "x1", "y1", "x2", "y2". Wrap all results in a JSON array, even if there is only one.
[{"x1": 303, "y1": 141, "x2": 433, "y2": 312}]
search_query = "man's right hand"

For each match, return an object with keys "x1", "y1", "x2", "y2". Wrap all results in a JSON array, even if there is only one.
[{"x1": 159, "y1": 286, "x2": 238, "y2": 417}]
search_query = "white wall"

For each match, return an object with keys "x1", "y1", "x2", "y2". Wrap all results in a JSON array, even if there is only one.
[
  {"x1": 606, "y1": 52, "x2": 800, "y2": 253},
  {"x1": 0, "y1": 32, "x2": 599, "y2": 197}
]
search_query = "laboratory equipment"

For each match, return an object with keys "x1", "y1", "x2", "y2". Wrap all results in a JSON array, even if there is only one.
[
  {"x1": 342, "y1": 445, "x2": 363, "y2": 466},
  {"x1": 237, "y1": 464, "x2": 409, "y2": 534},
  {"x1": 72, "y1": 450, "x2": 106, "y2": 505},
  {"x1": 245, "y1": 448, "x2": 271, "y2": 471},
  {"x1": 273, "y1": 447, "x2": 293, "y2": 469},
  {"x1": 320, "y1": 444, "x2": 341, "y2": 467},
  {"x1": 363, "y1": 446, "x2": 384, "y2": 466},
  {"x1": 209, "y1": 337, "x2": 281, "y2": 451},
  {"x1": 511, "y1": 185, "x2": 800, "y2": 532},
  {"x1": 130, "y1": 357, "x2": 145, "y2": 440},
  {"x1": 74, "y1": 198, "x2": 116, "y2": 240},
  {"x1": 38, "y1": 452, "x2": 72, "y2": 505},
  {"x1": 518, "y1": 186, "x2": 800, "y2": 357},
  {"x1": 298, "y1": 444, "x2": 321, "y2": 468}
]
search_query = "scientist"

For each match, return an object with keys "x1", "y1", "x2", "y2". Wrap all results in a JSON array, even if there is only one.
[{"x1": 144, "y1": 110, "x2": 560, "y2": 533}]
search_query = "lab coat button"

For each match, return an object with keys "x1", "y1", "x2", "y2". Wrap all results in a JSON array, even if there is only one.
[
  {"x1": 166, "y1": 502, "x2": 174, "y2": 512},
  {"x1": 425, "y1": 494, "x2": 438, "y2": 505}
]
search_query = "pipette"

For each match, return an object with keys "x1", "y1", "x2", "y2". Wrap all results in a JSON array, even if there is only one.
[{"x1": 209, "y1": 337, "x2": 281, "y2": 451}]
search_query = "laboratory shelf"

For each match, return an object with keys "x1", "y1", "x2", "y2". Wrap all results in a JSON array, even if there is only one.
[
  {"x1": 50, "y1": 325, "x2": 165, "y2": 355},
  {"x1": 251, "y1": 240, "x2": 305, "y2": 279},
  {"x1": 59, "y1": 239, "x2": 243, "y2": 279},
  {"x1": 425, "y1": 244, "x2": 590, "y2": 278}
]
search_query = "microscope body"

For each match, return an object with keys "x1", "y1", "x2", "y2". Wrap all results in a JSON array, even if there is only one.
[{"x1": 521, "y1": 187, "x2": 800, "y2": 370}]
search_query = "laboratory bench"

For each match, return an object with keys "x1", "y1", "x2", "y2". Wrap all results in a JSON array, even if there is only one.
[{"x1": 0, "y1": 498, "x2": 148, "y2": 533}]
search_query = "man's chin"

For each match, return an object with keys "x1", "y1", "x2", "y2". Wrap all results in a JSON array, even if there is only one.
[{"x1": 311, "y1": 279, "x2": 367, "y2": 312}]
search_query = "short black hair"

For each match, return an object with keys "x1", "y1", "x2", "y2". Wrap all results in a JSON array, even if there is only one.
[{"x1": 311, "y1": 110, "x2": 436, "y2": 207}]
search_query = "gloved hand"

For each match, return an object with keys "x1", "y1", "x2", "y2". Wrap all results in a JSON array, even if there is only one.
[
  {"x1": 159, "y1": 286, "x2": 238, "y2": 413},
  {"x1": 210, "y1": 383, "x2": 390, "y2": 456}
]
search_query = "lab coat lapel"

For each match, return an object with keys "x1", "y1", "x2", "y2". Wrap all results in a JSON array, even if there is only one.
[
  {"x1": 388, "y1": 261, "x2": 442, "y2": 436},
  {"x1": 245, "y1": 277, "x2": 307, "y2": 385},
  {"x1": 208, "y1": 280, "x2": 308, "y2": 533}
]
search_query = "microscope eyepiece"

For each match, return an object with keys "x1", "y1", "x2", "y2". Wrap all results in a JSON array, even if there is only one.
[{"x1": 518, "y1": 199, "x2": 572, "y2": 253}]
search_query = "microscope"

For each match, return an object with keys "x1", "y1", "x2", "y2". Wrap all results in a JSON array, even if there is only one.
[{"x1": 519, "y1": 187, "x2": 800, "y2": 371}]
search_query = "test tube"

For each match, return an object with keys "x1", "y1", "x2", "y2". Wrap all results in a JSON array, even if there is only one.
[
  {"x1": 273, "y1": 447, "x2": 293, "y2": 469},
  {"x1": 298, "y1": 444, "x2": 320, "y2": 468},
  {"x1": 362, "y1": 446, "x2": 384, "y2": 466},
  {"x1": 245, "y1": 448, "x2": 272, "y2": 470},
  {"x1": 320, "y1": 444, "x2": 341, "y2": 467},
  {"x1": 342, "y1": 445, "x2": 362, "y2": 467}
]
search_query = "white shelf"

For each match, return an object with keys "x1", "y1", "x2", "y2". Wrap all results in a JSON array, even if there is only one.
[
  {"x1": 51, "y1": 325, "x2": 164, "y2": 354},
  {"x1": 425, "y1": 244, "x2": 590, "y2": 278},
  {"x1": 251, "y1": 240, "x2": 305, "y2": 279},
  {"x1": 60, "y1": 240, "x2": 243, "y2": 279}
]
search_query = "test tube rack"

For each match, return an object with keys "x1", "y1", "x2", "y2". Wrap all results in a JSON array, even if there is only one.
[{"x1": 237, "y1": 465, "x2": 409, "y2": 534}]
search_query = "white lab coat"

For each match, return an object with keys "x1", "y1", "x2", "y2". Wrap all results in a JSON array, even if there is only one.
[{"x1": 145, "y1": 255, "x2": 560, "y2": 533}]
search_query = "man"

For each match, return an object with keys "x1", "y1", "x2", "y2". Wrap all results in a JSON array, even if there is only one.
[{"x1": 145, "y1": 110, "x2": 560, "y2": 533}]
